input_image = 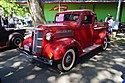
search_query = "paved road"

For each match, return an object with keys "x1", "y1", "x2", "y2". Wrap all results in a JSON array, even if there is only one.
[{"x1": 0, "y1": 34, "x2": 125, "y2": 83}]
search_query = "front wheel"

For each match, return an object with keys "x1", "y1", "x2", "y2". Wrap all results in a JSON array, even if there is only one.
[
  {"x1": 101, "y1": 37, "x2": 108, "y2": 50},
  {"x1": 57, "y1": 49, "x2": 76, "y2": 72}
]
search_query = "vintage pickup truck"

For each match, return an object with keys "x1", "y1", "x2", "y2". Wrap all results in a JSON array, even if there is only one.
[
  {"x1": 0, "y1": 28, "x2": 26, "y2": 49},
  {"x1": 18, "y1": 9, "x2": 109, "y2": 71}
]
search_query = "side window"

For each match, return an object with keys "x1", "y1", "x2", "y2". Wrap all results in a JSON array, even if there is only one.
[
  {"x1": 82, "y1": 15, "x2": 92, "y2": 24},
  {"x1": 64, "y1": 14, "x2": 79, "y2": 22}
]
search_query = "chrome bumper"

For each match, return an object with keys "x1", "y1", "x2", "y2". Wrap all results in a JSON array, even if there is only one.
[{"x1": 17, "y1": 48, "x2": 53, "y2": 65}]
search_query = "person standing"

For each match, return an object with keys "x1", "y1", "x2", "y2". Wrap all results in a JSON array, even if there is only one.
[
  {"x1": 0, "y1": 14, "x2": 4, "y2": 29},
  {"x1": 107, "y1": 16, "x2": 114, "y2": 35},
  {"x1": 94, "y1": 13, "x2": 98, "y2": 22},
  {"x1": 8, "y1": 14, "x2": 15, "y2": 28},
  {"x1": 105, "y1": 14, "x2": 110, "y2": 22},
  {"x1": 2, "y1": 15, "x2": 8, "y2": 28}
]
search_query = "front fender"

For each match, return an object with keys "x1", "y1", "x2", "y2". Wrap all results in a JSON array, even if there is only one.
[
  {"x1": 43, "y1": 38, "x2": 82, "y2": 60},
  {"x1": 22, "y1": 36, "x2": 33, "y2": 48}
]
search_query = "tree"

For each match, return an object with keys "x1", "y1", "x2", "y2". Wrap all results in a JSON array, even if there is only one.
[
  {"x1": 27, "y1": 0, "x2": 46, "y2": 27},
  {"x1": 0, "y1": 0, "x2": 28, "y2": 17}
]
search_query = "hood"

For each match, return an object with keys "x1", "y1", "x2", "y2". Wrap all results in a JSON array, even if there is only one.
[{"x1": 37, "y1": 21, "x2": 78, "y2": 31}]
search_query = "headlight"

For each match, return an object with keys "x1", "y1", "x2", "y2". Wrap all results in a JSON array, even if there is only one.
[{"x1": 46, "y1": 33, "x2": 52, "y2": 41}]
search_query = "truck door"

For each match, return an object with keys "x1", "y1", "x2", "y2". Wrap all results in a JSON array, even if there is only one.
[{"x1": 80, "y1": 15, "x2": 94, "y2": 48}]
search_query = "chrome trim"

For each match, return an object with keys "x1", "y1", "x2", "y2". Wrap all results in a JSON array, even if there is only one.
[
  {"x1": 17, "y1": 48, "x2": 53, "y2": 65},
  {"x1": 32, "y1": 29, "x2": 38, "y2": 54},
  {"x1": 32, "y1": 30, "x2": 43, "y2": 54},
  {"x1": 36, "y1": 46, "x2": 42, "y2": 48},
  {"x1": 37, "y1": 38, "x2": 43, "y2": 40}
]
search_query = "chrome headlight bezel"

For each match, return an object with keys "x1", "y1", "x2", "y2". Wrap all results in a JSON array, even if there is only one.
[{"x1": 46, "y1": 33, "x2": 52, "y2": 41}]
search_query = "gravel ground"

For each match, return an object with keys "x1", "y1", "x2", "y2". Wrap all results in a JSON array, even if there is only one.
[{"x1": 0, "y1": 33, "x2": 125, "y2": 83}]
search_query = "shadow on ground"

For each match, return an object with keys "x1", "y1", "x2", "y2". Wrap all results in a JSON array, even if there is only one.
[{"x1": 0, "y1": 34, "x2": 125, "y2": 83}]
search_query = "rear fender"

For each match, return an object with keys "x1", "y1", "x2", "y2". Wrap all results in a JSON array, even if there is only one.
[
  {"x1": 9, "y1": 32, "x2": 23, "y2": 40},
  {"x1": 95, "y1": 31, "x2": 107, "y2": 44},
  {"x1": 43, "y1": 38, "x2": 82, "y2": 60}
]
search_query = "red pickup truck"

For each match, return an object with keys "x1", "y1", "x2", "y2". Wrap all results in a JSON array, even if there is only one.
[{"x1": 18, "y1": 9, "x2": 109, "y2": 71}]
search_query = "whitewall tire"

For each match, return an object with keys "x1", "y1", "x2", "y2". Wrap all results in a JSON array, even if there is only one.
[
  {"x1": 58, "y1": 49, "x2": 76, "y2": 72},
  {"x1": 101, "y1": 37, "x2": 108, "y2": 50}
]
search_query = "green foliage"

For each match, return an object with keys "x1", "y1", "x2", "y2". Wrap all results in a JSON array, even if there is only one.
[{"x1": 0, "y1": 0, "x2": 29, "y2": 17}]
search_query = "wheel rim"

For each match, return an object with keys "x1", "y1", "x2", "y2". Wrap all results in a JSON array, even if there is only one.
[
  {"x1": 62, "y1": 49, "x2": 75, "y2": 71},
  {"x1": 64, "y1": 52, "x2": 73, "y2": 67},
  {"x1": 14, "y1": 38, "x2": 22, "y2": 46}
]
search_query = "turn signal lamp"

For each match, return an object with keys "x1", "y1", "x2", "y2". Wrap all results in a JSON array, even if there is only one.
[{"x1": 48, "y1": 52, "x2": 53, "y2": 59}]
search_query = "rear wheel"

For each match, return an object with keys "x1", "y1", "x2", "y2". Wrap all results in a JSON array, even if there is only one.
[
  {"x1": 101, "y1": 37, "x2": 108, "y2": 50},
  {"x1": 57, "y1": 49, "x2": 76, "y2": 72},
  {"x1": 10, "y1": 36, "x2": 23, "y2": 47}
]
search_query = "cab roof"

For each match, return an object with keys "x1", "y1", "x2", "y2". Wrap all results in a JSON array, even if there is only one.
[{"x1": 57, "y1": 9, "x2": 94, "y2": 14}]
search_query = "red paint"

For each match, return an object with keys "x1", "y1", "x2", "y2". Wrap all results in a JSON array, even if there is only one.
[
  {"x1": 23, "y1": 37, "x2": 33, "y2": 48},
  {"x1": 50, "y1": 5, "x2": 68, "y2": 11},
  {"x1": 22, "y1": 10, "x2": 109, "y2": 62}
]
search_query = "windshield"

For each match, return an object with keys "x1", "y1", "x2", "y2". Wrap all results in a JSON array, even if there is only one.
[{"x1": 55, "y1": 14, "x2": 80, "y2": 22}]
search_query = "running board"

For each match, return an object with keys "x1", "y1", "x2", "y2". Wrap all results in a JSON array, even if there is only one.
[{"x1": 80, "y1": 44, "x2": 101, "y2": 57}]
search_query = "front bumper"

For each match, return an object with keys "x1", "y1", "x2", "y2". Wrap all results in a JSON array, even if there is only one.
[{"x1": 17, "y1": 48, "x2": 53, "y2": 65}]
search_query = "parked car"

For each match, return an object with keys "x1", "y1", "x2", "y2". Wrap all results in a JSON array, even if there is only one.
[{"x1": 0, "y1": 28, "x2": 26, "y2": 49}]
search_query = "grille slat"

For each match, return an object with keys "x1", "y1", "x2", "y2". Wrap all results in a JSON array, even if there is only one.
[{"x1": 32, "y1": 30, "x2": 43, "y2": 54}]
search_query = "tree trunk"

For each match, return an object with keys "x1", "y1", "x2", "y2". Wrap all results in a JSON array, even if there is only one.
[{"x1": 27, "y1": 0, "x2": 46, "y2": 27}]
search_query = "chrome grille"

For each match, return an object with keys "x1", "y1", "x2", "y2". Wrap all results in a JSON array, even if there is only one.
[{"x1": 32, "y1": 29, "x2": 43, "y2": 54}]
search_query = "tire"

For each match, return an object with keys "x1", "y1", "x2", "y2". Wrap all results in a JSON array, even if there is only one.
[
  {"x1": 28, "y1": 58, "x2": 36, "y2": 64},
  {"x1": 57, "y1": 49, "x2": 76, "y2": 72},
  {"x1": 101, "y1": 37, "x2": 108, "y2": 50},
  {"x1": 10, "y1": 36, "x2": 23, "y2": 47}
]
